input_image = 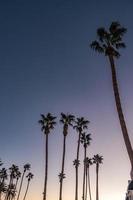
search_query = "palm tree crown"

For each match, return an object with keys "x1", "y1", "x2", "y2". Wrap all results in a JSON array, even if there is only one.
[
  {"x1": 26, "y1": 173, "x2": 34, "y2": 182},
  {"x1": 80, "y1": 133, "x2": 92, "y2": 148},
  {"x1": 84, "y1": 157, "x2": 93, "y2": 168},
  {"x1": 60, "y1": 113, "x2": 75, "y2": 136},
  {"x1": 23, "y1": 164, "x2": 31, "y2": 173},
  {"x1": 39, "y1": 113, "x2": 57, "y2": 134},
  {"x1": 93, "y1": 154, "x2": 103, "y2": 165},
  {"x1": 90, "y1": 21, "x2": 126, "y2": 58},
  {"x1": 74, "y1": 117, "x2": 89, "y2": 133}
]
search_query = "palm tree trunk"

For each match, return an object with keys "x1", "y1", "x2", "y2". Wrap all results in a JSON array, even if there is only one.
[
  {"x1": 82, "y1": 147, "x2": 86, "y2": 200},
  {"x1": 96, "y1": 164, "x2": 99, "y2": 200},
  {"x1": 23, "y1": 181, "x2": 30, "y2": 200},
  {"x1": 5, "y1": 175, "x2": 13, "y2": 200},
  {"x1": 11, "y1": 178, "x2": 19, "y2": 200},
  {"x1": 0, "y1": 179, "x2": 4, "y2": 200},
  {"x1": 85, "y1": 166, "x2": 88, "y2": 200},
  {"x1": 59, "y1": 135, "x2": 66, "y2": 200},
  {"x1": 16, "y1": 172, "x2": 25, "y2": 200},
  {"x1": 43, "y1": 133, "x2": 48, "y2": 200},
  {"x1": 108, "y1": 55, "x2": 133, "y2": 178},
  {"x1": 87, "y1": 167, "x2": 92, "y2": 200},
  {"x1": 75, "y1": 132, "x2": 81, "y2": 200}
]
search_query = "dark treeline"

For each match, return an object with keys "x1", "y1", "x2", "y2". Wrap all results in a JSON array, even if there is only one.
[
  {"x1": 0, "y1": 161, "x2": 33, "y2": 200},
  {"x1": 39, "y1": 113, "x2": 103, "y2": 200}
]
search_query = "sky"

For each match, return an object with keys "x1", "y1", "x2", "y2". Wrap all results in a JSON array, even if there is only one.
[{"x1": 0, "y1": 0, "x2": 133, "y2": 200}]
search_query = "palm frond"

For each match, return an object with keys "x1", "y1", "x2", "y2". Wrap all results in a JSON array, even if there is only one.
[
  {"x1": 109, "y1": 21, "x2": 120, "y2": 33},
  {"x1": 90, "y1": 41, "x2": 104, "y2": 53},
  {"x1": 113, "y1": 49, "x2": 120, "y2": 58},
  {"x1": 115, "y1": 42, "x2": 126, "y2": 49},
  {"x1": 97, "y1": 27, "x2": 107, "y2": 42}
]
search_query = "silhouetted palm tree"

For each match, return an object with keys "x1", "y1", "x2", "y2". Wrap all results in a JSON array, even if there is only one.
[
  {"x1": 93, "y1": 154, "x2": 103, "y2": 200},
  {"x1": 39, "y1": 113, "x2": 56, "y2": 200},
  {"x1": 6, "y1": 184, "x2": 15, "y2": 200},
  {"x1": 6, "y1": 165, "x2": 19, "y2": 200},
  {"x1": 81, "y1": 133, "x2": 91, "y2": 200},
  {"x1": 59, "y1": 113, "x2": 75, "y2": 200},
  {"x1": 14, "y1": 171, "x2": 21, "y2": 197},
  {"x1": 0, "y1": 182, "x2": 7, "y2": 200},
  {"x1": 90, "y1": 21, "x2": 133, "y2": 179},
  {"x1": 85, "y1": 158, "x2": 93, "y2": 200},
  {"x1": 16, "y1": 164, "x2": 30, "y2": 200},
  {"x1": 0, "y1": 168, "x2": 8, "y2": 200},
  {"x1": 23, "y1": 172, "x2": 34, "y2": 200},
  {"x1": 73, "y1": 118, "x2": 89, "y2": 200}
]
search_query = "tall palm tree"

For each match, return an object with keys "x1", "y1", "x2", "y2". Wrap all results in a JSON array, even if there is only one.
[
  {"x1": 90, "y1": 21, "x2": 133, "y2": 179},
  {"x1": 93, "y1": 154, "x2": 103, "y2": 200},
  {"x1": 85, "y1": 158, "x2": 93, "y2": 200},
  {"x1": 73, "y1": 117, "x2": 89, "y2": 200},
  {"x1": 14, "y1": 171, "x2": 21, "y2": 197},
  {"x1": 39, "y1": 113, "x2": 56, "y2": 200},
  {"x1": 16, "y1": 164, "x2": 30, "y2": 200},
  {"x1": 80, "y1": 133, "x2": 92, "y2": 200},
  {"x1": 23, "y1": 173, "x2": 34, "y2": 200},
  {"x1": 59, "y1": 113, "x2": 75, "y2": 200}
]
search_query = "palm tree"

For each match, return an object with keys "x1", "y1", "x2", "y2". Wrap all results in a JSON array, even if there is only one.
[
  {"x1": 16, "y1": 164, "x2": 30, "y2": 200},
  {"x1": 23, "y1": 173, "x2": 34, "y2": 200},
  {"x1": 0, "y1": 168, "x2": 8, "y2": 184},
  {"x1": 73, "y1": 117, "x2": 89, "y2": 200},
  {"x1": 81, "y1": 133, "x2": 91, "y2": 200},
  {"x1": 0, "y1": 182, "x2": 7, "y2": 200},
  {"x1": 14, "y1": 171, "x2": 21, "y2": 197},
  {"x1": 6, "y1": 184, "x2": 15, "y2": 200},
  {"x1": 39, "y1": 113, "x2": 56, "y2": 200},
  {"x1": 0, "y1": 168, "x2": 8, "y2": 200},
  {"x1": 90, "y1": 21, "x2": 133, "y2": 179},
  {"x1": 59, "y1": 113, "x2": 75, "y2": 200},
  {"x1": 6, "y1": 165, "x2": 19, "y2": 200},
  {"x1": 93, "y1": 154, "x2": 103, "y2": 200},
  {"x1": 85, "y1": 158, "x2": 93, "y2": 200}
]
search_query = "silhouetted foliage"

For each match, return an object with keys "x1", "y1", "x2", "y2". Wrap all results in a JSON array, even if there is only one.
[{"x1": 0, "y1": 161, "x2": 33, "y2": 200}]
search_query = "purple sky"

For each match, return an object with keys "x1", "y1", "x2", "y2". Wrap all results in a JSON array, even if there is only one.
[{"x1": 0, "y1": 0, "x2": 133, "y2": 200}]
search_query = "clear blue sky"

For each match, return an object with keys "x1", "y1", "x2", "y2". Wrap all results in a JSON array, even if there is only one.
[{"x1": 0, "y1": 0, "x2": 133, "y2": 200}]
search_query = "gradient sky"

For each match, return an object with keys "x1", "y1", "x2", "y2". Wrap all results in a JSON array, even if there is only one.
[{"x1": 0, "y1": 0, "x2": 133, "y2": 200}]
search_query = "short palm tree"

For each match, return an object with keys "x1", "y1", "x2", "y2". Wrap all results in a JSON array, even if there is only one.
[
  {"x1": 16, "y1": 164, "x2": 30, "y2": 200},
  {"x1": 6, "y1": 184, "x2": 15, "y2": 200},
  {"x1": 0, "y1": 168, "x2": 8, "y2": 184},
  {"x1": 93, "y1": 154, "x2": 103, "y2": 200},
  {"x1": 73, "y1": 117, "x2": 89, "y2": 200},
  {"x1": 81, "y1": 133, "x2": 91, "y2": 200},
  {"x1": 85, "y1": 158, "x2": 93, "y2": 200},
  {"x1": 0, "y1": 182, "x2": 7, "y2": 200},
  {"x1": 23, "y1": 172, "x2": 34, "y2": 200},
  {"x1": 59, "y1": 113, "x2": 75, "y2": 200},
  {"x1": 39, "y1": 113, "x2": 56, "y2": 200},
  {"x1": 0, "y1": 168, "x2": 8, "y2": 200},
  {"x1": 90, "y1": 22, "x2": 133, "y2": 179},
  {"x1": 6, "y1": 165, "x2": 19, "y2": 200}
]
